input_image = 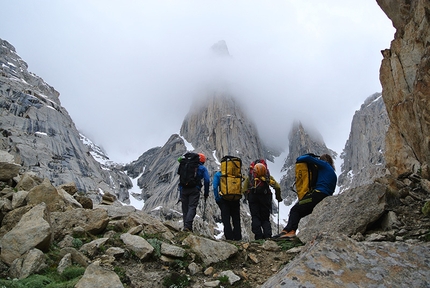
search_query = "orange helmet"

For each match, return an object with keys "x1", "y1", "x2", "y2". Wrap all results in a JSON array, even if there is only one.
[
  {"x1": 198, "y1": 153, "x2": 206, "y2": 164},
  {"x1": 253, "y1": 163, "x2": 267, "y2": 178}
]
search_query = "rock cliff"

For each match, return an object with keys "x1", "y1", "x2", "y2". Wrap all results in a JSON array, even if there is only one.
[
  {"x1": 338, "y1": 93, "x2": 390, "y2": 192},
  {"x1": 0, "y1": 39, "x2": 131, "y2": 203},
  {"x1": 377, "y1": 0, "x2": 430, "y2": 179}
]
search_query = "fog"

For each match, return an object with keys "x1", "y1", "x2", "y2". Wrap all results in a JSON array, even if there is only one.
[{"x1": 1, "y1": 0, "x2": 395, "y2": 165}]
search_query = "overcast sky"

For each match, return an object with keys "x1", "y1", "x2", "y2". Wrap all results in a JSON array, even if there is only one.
[{"x1": 1, "y1": 1, "x2": 395, "y2": 167}]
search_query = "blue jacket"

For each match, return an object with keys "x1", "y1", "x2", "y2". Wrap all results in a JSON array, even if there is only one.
[
  {"x1": 212, "y1": 171, "x2": 222, "y2": 202},
  {"x1": 296, "y1": 154, "x2": 337, "y2": 196}
]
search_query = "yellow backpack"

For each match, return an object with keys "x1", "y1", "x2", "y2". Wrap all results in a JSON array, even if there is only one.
[
  {"x1": 219, "y1": 156, "x2": 243, "y2": 201},
  {"x1": 294, "y1": 158, "x2": 318, "y2": 200}
]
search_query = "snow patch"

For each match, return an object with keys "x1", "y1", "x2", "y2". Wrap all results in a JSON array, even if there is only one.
[
  {"x1": 215, "y1": 222, "x2": 224, "y2": 240},
  {"x1": 179, "y1": 134, "x2": 194, "y2": 151},
  {"x1": 213, "y1": 150, "x2": 220, "y2": 165},
  {"x1": 127, "y1": 172, "x2": 144, "y2": 210}
]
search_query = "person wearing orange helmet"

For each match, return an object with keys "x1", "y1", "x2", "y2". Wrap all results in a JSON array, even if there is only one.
[
  {"x1": 242, "y1": 159, "x2": 282, "y2": 240},
  {"x1": 178, "y1": 152, "x2": 210, "y2": 232}
]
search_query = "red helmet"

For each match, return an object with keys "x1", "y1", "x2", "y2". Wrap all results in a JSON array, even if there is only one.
[
  {"x1": 253, "y1": 163, "x2": 267, "y2": 178},
  {"x1": 198, "y1": 153, "x2": 206, "y2": 164}
]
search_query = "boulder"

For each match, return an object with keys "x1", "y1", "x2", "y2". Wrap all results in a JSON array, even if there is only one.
[
  {"x1": 262, "y1": 232, "x2": 430, "y2": 287},
  {"x1": 298, "y1": 182, "x2": 389, "y2": 243},
  {"x1": 182, "y1": 234, "x2": 238, "y2": 266},
  {"x1": 75, "y1": 261, "x2": 124, "y2": 288},
  {"x1": 15, "y1": 172, "x2": 43, "y2": 192},
  {"x1": 126, "y1": 211, "x2": 174, "y2": 240},
  {"x1": 0, "y1": 203, "x2": 52, "y2": 265},
  {"x1": 50, "y1": 208, "x2": 109, "y2": 240},
  {"x1": 26, "y1": 178, "x2": 68, "y2": 212},
  {"x1": 120, "y1": 233, "x2": 154, "y2": 260}
]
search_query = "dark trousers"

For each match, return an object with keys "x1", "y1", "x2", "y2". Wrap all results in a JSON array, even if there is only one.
[
  {"x1": 217, "y1": 199, "x2": 242, "y2": 240},
  {"x1": 248, "y1": 192, "x2": 272, "y2": 240},
  {"x1": 181, "y1": 187, "x2": 200, "y2": 231},
  {"x1": 285, "y1": 192, "x2": 327, "y2": 232}
]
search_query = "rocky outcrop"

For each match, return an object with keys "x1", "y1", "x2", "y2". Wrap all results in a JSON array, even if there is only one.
[
  {"x1": 263, "y1": 232, "x2": 430, "y2": 288},
  {"x1": 1, "y1": 142, "x2": 429, "y2": 287},
  {"x1": 338, "y1": 93, "x2": 390, "y2": 192},
  {"x1": 377, "y1": 0, "x2": 430, "y2": 179},
  {"x1": 263, "y1": 169, "x2": 430, "y2": 287},
  {"x1": 0, "y1": 38, "x2": 131, "y2": 203},
  {"x1": 0, "y1": 164, "x2": 299, "y2": 287},
  {"x1": 279, "y1": 121, "x2": 337, "y2": 205},
  {"x1": 297, "y1": 182, "x2": 390, "y2": 243}
]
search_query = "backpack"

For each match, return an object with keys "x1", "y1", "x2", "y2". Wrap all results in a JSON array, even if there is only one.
[
  {"x1": 293, "y1": 154, "x2": 319, "y2": 200},
  {"x1": 219, "y1": 156, "x2": 243, "y2": 201},
  {"x1": 177, "y1": 152, "x2": 201, "y2": 188},
  {"x1": 248, "y1": 159, "x2": 270, "y2": 194}
]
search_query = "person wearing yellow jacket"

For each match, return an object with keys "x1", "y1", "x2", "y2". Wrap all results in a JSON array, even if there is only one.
[{"x1": 243, "y1": 162, "x2": 282, "y2": 240}]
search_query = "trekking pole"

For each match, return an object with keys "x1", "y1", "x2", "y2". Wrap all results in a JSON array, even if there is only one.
[
  {"x1": 176, "y1": 185, "x2": 181, "y2": 204},
  {"x1": 202, "y1": 198, "x2": 207, "y2": 222},
  {"x1": 277, "y1": 200, "x2": 280, "y2": 235}
]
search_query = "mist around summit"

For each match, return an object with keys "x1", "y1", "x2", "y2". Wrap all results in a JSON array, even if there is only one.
[{"x1": 0, "y1": 1, "x2": 395, "y2": 164}]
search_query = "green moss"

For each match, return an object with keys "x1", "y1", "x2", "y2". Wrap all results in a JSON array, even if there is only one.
[
  {"x1": 218, "y1": 275, "x2": 229, "y2": 284},
  {"x1": 276, "y1": 238, "x2": 304, "y2": 251},
  {"x1": 162, "y1": 272, "x2": 189, "y2": 288},
  {"x1": 72, "y1": 238, "x2": 83, "y2": 249},
  {"x1": 0, "y1": 265, "x2": 84, "y2": 288},
  {"x1": 60, "y1": 266, "x2": 85, "y2": 281},
  {"x1": 146, "y1": 238, "x2": 162, "y2": 257},
  {"x1": 422, "y1": 201, "x2": 430, "y2": 217},
  {"x1": 423, "y1": 230, "x2": 430, "y2": 242},
  {"x1": 170, "y1": 259, "x2": 188, "y2": 270},
  {"x1": 113, "y1": 266, "x2": 128, "y2": 284}
]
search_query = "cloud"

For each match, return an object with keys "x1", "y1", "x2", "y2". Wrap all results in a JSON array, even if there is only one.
[{"x1": 0, "y1": 0, "x2": 395, "y2": 163}]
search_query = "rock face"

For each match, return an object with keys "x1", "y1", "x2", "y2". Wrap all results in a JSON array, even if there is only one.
[
  {"x1": 377, "y1": 0, "x2": 430, "y2": 179},
  {"x1": 338, "y1": 93, "x2": 390, "y2": 192},
  {"x1": 0, "y1": 38, "x2": 131, "y2": 203},
  {"x1": 279, "y1": 121, "x2": 337, "y2": 205},
  {"x1": 180, "y1": 93, "x2": 272, "y2": 167}
]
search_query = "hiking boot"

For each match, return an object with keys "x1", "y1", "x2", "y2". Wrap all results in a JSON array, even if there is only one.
[
  {"x1": 183, "y1": 227, "x2": 192, "y2": 232},
  {"x1": 279, "y1": 230, "x2": 296, "y2": 239},
  {"x1": 272, "y1": 230, "x2": 288, "y2": 239}
]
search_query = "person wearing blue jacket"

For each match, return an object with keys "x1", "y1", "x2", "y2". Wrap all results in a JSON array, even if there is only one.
[
  {"x1": 213, "y1": 171, "x2": 242, "y2": 241},
  {"x1": 180, "y1": 153, "x2": 210, "y2": 232},
  {"x1": 274, "y1": 153, "x2": 337, "y2": 239}
]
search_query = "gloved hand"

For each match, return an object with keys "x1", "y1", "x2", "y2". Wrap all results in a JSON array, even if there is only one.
[{"x1": 276, "y1": 195, "x2": 283, "y2": 202}]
